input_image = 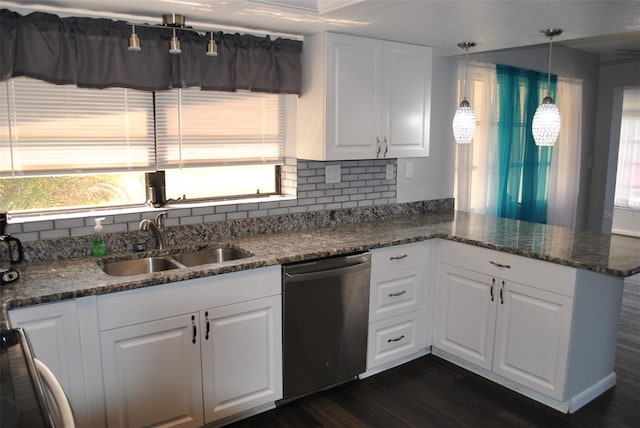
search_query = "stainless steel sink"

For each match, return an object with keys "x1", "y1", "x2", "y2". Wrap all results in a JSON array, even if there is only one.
[
  {"x1": 171, "y1": 247, "x2": 251, "y2": 267},
  {"x1": 102, "y1": 256, "x2": 182, "y2": 276},
  {"x1": 100, "y1": 246, "x2": 252, "y2": 276}
]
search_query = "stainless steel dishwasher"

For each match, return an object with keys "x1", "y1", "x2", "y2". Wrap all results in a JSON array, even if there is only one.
[{"x1": 281, "y1": 252, "x2": 371, "y2": 402}]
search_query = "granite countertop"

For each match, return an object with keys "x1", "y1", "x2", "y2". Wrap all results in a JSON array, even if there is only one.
[{"x1": 2, "y1": 211, "x2": 639, "y2": 321}]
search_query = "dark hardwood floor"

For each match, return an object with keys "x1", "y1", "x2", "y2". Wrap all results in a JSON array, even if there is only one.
[{"x1": 228, "y1": 278, "x2": 640, "y2": 428}]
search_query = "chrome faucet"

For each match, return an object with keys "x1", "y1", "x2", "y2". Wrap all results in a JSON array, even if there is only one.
[{"x1": 139, "y1": 213, "x2": 167, "y2": 250}]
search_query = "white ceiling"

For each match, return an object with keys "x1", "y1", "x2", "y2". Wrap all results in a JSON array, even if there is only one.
[{"x1": 3, "y1": 0, "x2": 640, "y2": 59}]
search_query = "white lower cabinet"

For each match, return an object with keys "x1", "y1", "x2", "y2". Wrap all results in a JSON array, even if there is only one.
[
  {"x1": 434, "y1": 240, "x2": 625, "y2": 412},
  {"x1": 98, "y1": 266, "x2": 282, "y2": 427},
  {"x1": 9, "y1": 300, "x2": 90, "y2": 427},
  {"x1": 434, "y1": 264, "x2": 572, "y2": 400},
  {"x1": 366, "y1": 242, "x2": 432, "y2": 372}
]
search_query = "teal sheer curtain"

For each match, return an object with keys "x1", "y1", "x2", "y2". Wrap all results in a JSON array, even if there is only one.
[{"x1": 496, "y1": 65, "x2": 556, "y2": 223}]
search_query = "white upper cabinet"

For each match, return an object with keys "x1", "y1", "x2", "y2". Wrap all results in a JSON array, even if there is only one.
[{"x1": 297, "y1": 32, "x2": 432, "y2": 160}]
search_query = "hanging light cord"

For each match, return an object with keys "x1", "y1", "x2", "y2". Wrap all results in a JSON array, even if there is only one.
[
  {"x1": 464, "y1": 45, "x2": 469, "y2": 101},
  {"x1": 546, "y1": 35, "x2": 553, "y2": 97}
]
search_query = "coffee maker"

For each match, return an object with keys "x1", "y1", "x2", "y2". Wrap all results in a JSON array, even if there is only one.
[{"x1": 0, "y1": 213, "x2": 22, "y2": 284}]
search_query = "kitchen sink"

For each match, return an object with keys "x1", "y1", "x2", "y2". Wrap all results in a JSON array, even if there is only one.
[
  {"x1": 171, "y1": 247, "x2": 251, "y2": 267},
  {"x1": 100, "y1": 246, "x2": 252, "y2": 276},
  {"x1": 101, "y1": 256, "x2": 182, "y2": 276}
]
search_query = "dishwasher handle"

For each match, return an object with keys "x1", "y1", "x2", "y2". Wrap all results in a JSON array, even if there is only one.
[{"x1": 284, "y1": 256, "x2": 370, "y2": 283}]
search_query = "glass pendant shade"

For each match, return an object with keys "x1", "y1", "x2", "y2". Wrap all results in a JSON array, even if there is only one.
[
  {"x1": 532, "y1": 96, "x2": 561, "y2": 146},
  {"x1": 453, "y1": 99, "x2": 476, "y2": 144}
]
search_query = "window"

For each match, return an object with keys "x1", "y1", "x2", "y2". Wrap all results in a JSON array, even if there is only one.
[
  {"x1": 614, "y1": 87, "x2": 640, "y2": 209},
  {"x1": 0, "y1": 77, "x2": 285, "y2": 214},
  {"x1": 455, "y1": 62, "x2": 583, "y2": 227}
]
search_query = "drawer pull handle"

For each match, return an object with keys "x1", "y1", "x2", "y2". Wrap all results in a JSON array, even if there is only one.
[
  {"x1": 387, "y1": 335, "x2": 405, "y2": 343},
  {"x1": 390, "y1": 254, "x2": 408, "y2": 261},
  {"x1": 490, "y1": 260, "x2": 511, "y2": 269},
  {"x1": 500, "y1": 280, "x2": 505, "y2": 305},
  {"x1": 376, "y1": 136, "x2": 381, "y2": 158},
  {"x1": 490, "y1": 278, "x2": 495, "y2": 302},
  {"x1": 388, "y1": 290, "x2": 407, "y2": 297}
]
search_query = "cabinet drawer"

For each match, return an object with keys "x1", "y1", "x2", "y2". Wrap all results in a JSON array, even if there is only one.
[
  {"x1": 438, "y1": 240, "x2": 576, "y2": 297},
  {"x1": 367, "y1": 311, "x2": 425, "y2": 369},
  {"x1": 370, "y1": 266, "x2": 423, "y2": 321},
  {"x1": 371, "y1": 242, "x2": 427, "y2": 274}
]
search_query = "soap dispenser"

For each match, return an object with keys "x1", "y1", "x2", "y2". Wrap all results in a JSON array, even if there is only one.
[{"x1": 92, "y1": 217, "x2": 108, "y2": 257}]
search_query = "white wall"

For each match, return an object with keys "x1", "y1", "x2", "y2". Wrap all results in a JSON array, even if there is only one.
[{"x1": 587, "y1": 60, "x2": 640, "y2": 234}]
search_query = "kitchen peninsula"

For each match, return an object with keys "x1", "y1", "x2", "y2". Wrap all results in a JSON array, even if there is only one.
[{"x1": 1, "y1": 209, "x2": 639, "y2": 426}]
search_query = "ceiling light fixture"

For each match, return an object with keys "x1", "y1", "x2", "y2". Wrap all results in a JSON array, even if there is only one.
[
  {"x1": 206, "y1": 32, "x2": 218, "y2": 56},
  {"x1": 128, "y1": 24, "x2": 141, "y2": 51},
  {"x1": 126, "y1": 14, "x2": 223, "y2": 57},
  {"x1": 169, "y1": 28, "x2": 181, "y2": 54},
  {"x1": 452, "y1": 41, "x2": 476, "y2": 145},
  {"x1": 532, "y1": 28, "x2": 563, "y2": 146}
]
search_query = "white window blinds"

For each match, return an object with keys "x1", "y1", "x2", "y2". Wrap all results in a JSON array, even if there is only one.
[
  {"x1": 155, "y1": 88, "x2": 285, "y2": 169},
  {"x1": 0, "y1": 77, "x2": 155, "y2": 177}
]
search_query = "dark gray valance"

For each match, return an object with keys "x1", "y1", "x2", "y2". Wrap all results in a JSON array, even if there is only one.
[{"x1": 0, "y1": 9, "x2": 302, "y2": 94}]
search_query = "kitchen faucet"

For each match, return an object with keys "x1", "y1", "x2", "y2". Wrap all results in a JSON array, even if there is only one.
[{"x1": 139, "y1": 213, "x2": 167, "y2": 250}]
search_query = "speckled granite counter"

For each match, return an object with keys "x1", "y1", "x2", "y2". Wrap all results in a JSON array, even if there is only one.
[{"x1": 2, "y1": 211, "x2": 639, "y2": 326}]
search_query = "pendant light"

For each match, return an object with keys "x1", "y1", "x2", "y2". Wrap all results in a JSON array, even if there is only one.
[
  {"x1": 169, "y1": 28, "x2": 181, "y2": 54},
  {"x1": 452, "y1": 42, "x2": 476, "y2": 145},
  {"x1": 128, "y1": 24, "x2": 141, "y2": 51},
  {"x1": 206, "y1": 32, "x2": 218, "y2": 56},
  {"x1": 532, "y1": 29, "x2": 563, "y2": 146}
]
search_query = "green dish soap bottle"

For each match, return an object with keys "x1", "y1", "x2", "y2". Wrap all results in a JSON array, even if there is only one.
[{"x1": 92, "y1": 217, "x2": 108, "y2": 257}]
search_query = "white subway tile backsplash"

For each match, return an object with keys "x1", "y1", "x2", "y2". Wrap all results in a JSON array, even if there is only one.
[
  {"x1": 203, "y1": 214, "x2": 227, "y2": 223},
  {"x1": 40, "y1": 228, "x2": 70, "y2": 240},
  {"x1": 227, "y1": 211, "x2": 248, "y2": 220},
  {"x1": 269, "y1": 207, "x2": 289, "y2": 216},
  {"x1": 23, "y1": 221, "x2": 54, "y2": 232},
  {"x1": 215, "y1": 205, "x2": 238, "y2": 214},
  {"x1": 55, "y1": 218, "x2": 85, "y2": 229},
  {"x1": 192, "y1": 206, "x2": 217, "y2": 216},
  {"x1": 180, "y1": 216, "x2": 204, "y2": 225}
]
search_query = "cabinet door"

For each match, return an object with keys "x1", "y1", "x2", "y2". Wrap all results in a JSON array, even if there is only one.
[
  {"x1": 201, "y1": 295, "x2": 282, "y2": 424},
  {"x1": 326, "y1": 33, "x2": 383, "y2": 160},
  {"x1": 383, "y1": 41, "x2": 432, "y2": 158},
  {"x1": 433, "y1": 264, "x2": 497, "y2": 370},
  {"x1": 100, "y1": 314, "x2": 204, "y2": 428},
  {"x1": 493, "y1": 280, "x2": 572, "y2": 400},
  {"x1": 10, "y1": 301, "x2": 88, "y2": 427}
]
